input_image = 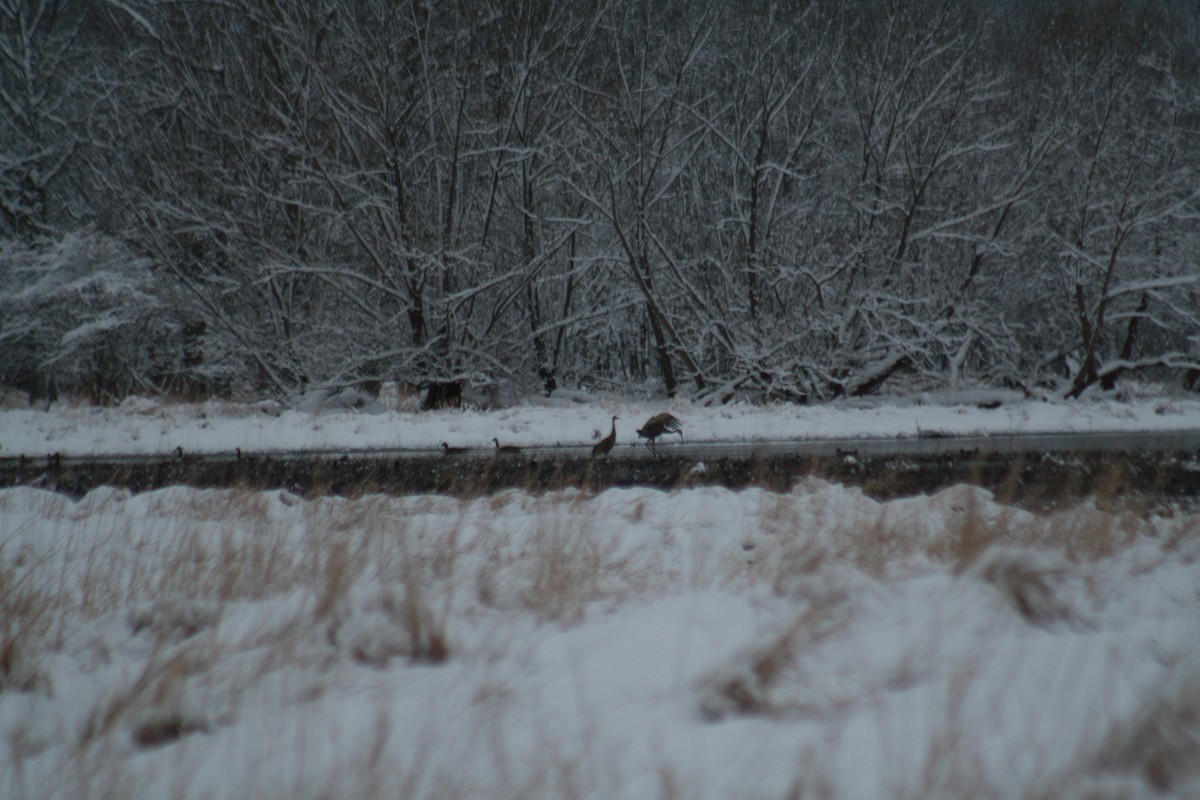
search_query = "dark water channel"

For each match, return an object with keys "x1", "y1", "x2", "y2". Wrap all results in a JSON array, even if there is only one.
[{"x1": 4, "y1": 432, "x2": 1200, "y2": 511}]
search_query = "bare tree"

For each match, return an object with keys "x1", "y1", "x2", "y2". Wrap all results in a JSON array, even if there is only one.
[
  {"x1": 0, "y1": 0, "x2": 99, "y2": 236},
  {"x1": 11, "y1": 0, "x2": 1198, "y2": 403},
  {"x1": 1041, "y1": 49, "x2": 1200, "y2": 397},
  {"x1": 449, "y1": 0, "x2": 606, "y2": 395},
  {"x1": 792, "y1": 2, "x2": 1036, "y2": 398},
  {"x1": 566, "y1": 0, "x2": 717, "y2": 397}
]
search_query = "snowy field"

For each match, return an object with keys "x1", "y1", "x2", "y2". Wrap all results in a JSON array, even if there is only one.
[
  {"x1": 2, "y1": 388, "x2": 1200, "y2": 458},
  {"x1": 1, "y1": 480, "x2": 1198, "y2": 799},
  {"x1": 2, "y1": 391, "x2": 1200, "y2": 798}
]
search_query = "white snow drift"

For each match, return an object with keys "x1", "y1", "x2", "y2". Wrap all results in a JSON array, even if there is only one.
[{"x1": 1, "y1": 480, "x2": 1197, "y2": 799}]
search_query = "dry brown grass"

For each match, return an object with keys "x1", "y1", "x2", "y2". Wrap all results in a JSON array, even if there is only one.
[
  {"x1": 468, "y1": 493, "x2": 652, "y2": 624},
  {"x1": 78, "y1": 647, "x2": 215, "y2": 750},
  {"x1": 1093, "y1": 671, "x2": 1200, "y2": 792},
  {"x1": 698, "y1": 582, "x2": 852, "y2": 722},
  {"x1": 0, "y1": 564, "x2": 55, "y2": 694},
  {"x1": 699, "y1": 477, "x2": 1199, "y2": 752},
  {"x1": 518, "y1": 514, "x2": 611, "y2": 623},
  {"x1": 2, "y1": 476, "x2": 1197, "y2": 799}
]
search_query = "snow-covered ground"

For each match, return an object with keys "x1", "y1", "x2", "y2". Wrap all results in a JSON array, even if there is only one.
[
  {"x1": 1, "y1": 480, "x2": 1198, "y2": 799},
  {"x1": 2, "y1": 391, "x2": 1199, "y2": 798},
  {"x1": 2, "y1": 388, "x2": 1199, "y2": 457}
]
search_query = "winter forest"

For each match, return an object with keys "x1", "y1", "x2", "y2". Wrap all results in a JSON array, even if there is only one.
[{"x1": 3, "y1": 0, "x2": 1200, "y2": 407}]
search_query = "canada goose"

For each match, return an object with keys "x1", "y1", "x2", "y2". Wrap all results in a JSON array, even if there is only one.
[
  {"x1": 492, "y1": 438, "x2": 521, "y2": 454},
  {"x1": 636, "y1": 413, "x2": 683, "y2": 457},
  {"x1": 592, "y1": 415, "x2": 619, "y2": 458},
  {"x1": 441, "y1": 441, "x2": 467, "y2": 454}
]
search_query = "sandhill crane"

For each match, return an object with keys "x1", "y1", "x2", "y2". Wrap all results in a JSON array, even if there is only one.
[
  {"x1": 591, "y1": 415, "x2": 619, "y2": 458},
  {"x1": 493, "y1": 438, "x2": 521, "y2": 454},
  {"x1": 441, "y1": 442, "x2": 467, "y2": 454},
  {"x1": 636, "y1": 412, "x2": 683, "y2": 457}
]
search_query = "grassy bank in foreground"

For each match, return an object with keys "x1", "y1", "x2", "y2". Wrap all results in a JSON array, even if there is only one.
[{"x1": 2, "y1": 481, "x2": 1198, "y2": 798}]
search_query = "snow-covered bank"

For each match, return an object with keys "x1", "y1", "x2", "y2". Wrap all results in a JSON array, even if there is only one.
[
  {"x1": 2, "y1": 390, "x2": 1199, "y2": 458},
  {"x1": 1, "y1": 482, "x2": 1198, "y2": 798}
]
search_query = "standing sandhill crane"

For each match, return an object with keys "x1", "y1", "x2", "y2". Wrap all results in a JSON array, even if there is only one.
[
  {"x1": 591, "y1": 415, "x2": 619, "y2": 458},
  {"x1": 492, "y1": 438, "x2": 521, "y2": 454},
  {"x1": 441, "y1": 442, "x2": 467, "y2": 454},
  {"x1": 636, "y1": 413, "x2": 683, "y2": 457}
]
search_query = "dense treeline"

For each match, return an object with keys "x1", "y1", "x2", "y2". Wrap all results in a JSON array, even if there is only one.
[{"x1": 2, "y1": 0, "x2": 1199, "y2": 404}]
